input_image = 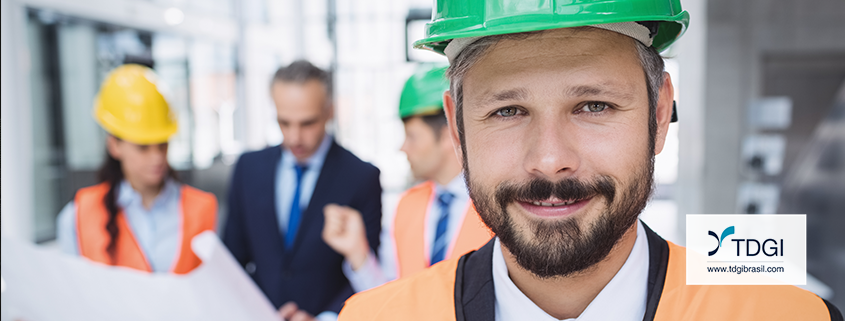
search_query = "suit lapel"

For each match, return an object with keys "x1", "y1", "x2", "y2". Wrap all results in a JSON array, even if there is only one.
[
  {"x1": 285, "y1": 140, "x2": 340, "y2": 259},
  {"x1": 258, "y1": 146, "x2": 287, "y2": 260}
]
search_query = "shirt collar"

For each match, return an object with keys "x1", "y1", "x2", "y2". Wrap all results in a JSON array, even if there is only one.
[
  {"x1": 117, "y1": 178, "x2": 180, "y2": 209},
  {"x1": 492, "y1": 220, "x2": 649, "y2": 321},
  {"x1": 282, "y1": 134, "x2": 333, "y2": 170}
]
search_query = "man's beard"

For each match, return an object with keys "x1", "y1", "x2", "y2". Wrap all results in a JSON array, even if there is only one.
[{"x1": 466, "y1": 158, "x2": 654, "y2": 279}]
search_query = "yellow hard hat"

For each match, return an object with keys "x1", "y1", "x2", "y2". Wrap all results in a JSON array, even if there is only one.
[{"x1": 93, "y1": 64, "x2": 178, "y2": 145}]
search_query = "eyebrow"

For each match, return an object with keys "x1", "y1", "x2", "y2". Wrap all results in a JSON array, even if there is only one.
[
  {"x1": 476, "y1": 83, "x2": 636, "y2": 108},
  {"x1": 566, "y1": 84, "x2": 634, "y2": 101},
  {"x1": 479, "y1": 88, "x2": 530, "y2": 106},
  {"x1": 278, "y1": 116, "x2": 321, "y2": 125}
]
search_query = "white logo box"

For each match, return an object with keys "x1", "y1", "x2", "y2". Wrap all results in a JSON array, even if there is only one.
[{"x1": 685, "y1": 214, "x2": 806, "y2": 285}]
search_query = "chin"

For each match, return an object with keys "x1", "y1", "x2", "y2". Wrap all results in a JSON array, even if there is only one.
[{"x1": 144, "y1": 175, "x2": 167, "y2": 187}]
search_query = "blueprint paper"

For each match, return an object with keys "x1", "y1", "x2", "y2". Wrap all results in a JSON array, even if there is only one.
[{"x1": 0, "y1": 231, "x2": 278, "y2": 321}]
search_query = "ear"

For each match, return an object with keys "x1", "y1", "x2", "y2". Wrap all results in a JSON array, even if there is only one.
[
  {"x1": 106, "y1": 135, "x2": 122, "y2": 160},
  {"x1": 443, "y1": 90, "x2": 463, "y2": 163},
  {"x1": 653, "y1": 72, "x2": 674, "y2": 155}
]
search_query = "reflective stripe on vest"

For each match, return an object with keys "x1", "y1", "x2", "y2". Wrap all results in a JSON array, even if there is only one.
[
  {"x1": 75, "y1": 182, "x2": 217, "y2": 274},
  {"x1": 339, "y1": 239, "x2": 833, "y2": 321},
  {"x1": 392, "y1": 181, "x2": 491, "y2": 279}
]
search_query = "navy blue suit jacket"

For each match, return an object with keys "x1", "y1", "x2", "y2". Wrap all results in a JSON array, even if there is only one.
[{"x1": 223, "y1": 140, "x2": 382, "y2": 315}]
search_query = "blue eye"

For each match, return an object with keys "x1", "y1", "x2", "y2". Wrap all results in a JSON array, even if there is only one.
[
  {"x1": 496, "y1": 107, "x2": 519, "y2": 117},
  {"x1": 581, "y1": 102, "x2": 609, "y2": 113}
]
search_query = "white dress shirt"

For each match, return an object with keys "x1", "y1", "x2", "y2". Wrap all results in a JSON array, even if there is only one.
[
  {"x1": 424, "y1": 175, "x2": 472, "y2": 264},
  {"x1": 342, "y1": 174, "x2": 471, "y2": 292},
  {"x1": 493, "y1": 220, "x2": 649, "y2": 321},
  {"x1": 275, "y1": 133, "x2": 332, "y2": 235},
  {"x1": 274, "y1": 134, "x2": 338, "y2": 321},
  {"x1": 56, "y1": 179, "x2": 183, "y2": 273}
]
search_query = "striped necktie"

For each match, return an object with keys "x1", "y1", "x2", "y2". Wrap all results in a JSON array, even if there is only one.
[
  {"x1": 285, "y1": 163, "x2": 308, "y2": 251},
  {"x1": 430, "y1": 191, "x2": 455, "y2": 265}
]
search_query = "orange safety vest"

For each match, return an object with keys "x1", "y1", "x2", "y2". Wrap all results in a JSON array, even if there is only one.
[
  {"x1": 340, "y1": 227, "x2": 839, "y2": 320},
  {"x1": 392, "y1": 181, "x2": 492, "y2": 278},
  {"x1": 75, "y1": 182, "x2": 217, "y2": 274},
  {"x1": 652, "y1": 242, "x2": 831, "y2": 320}
]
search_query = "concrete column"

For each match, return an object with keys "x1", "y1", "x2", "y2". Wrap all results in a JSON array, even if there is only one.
[{"x1": 675, "y1": 0, "x2": 709, "y2": 244}]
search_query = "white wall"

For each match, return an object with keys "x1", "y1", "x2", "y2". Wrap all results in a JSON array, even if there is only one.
[{"x1": 1, "y1": 0, "x2": 35, "y2": 241}]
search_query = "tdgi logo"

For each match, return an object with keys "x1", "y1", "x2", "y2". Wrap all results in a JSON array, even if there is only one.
[
  {"x1": 707, "y1": 225, "x2": 786, "y2": 257},
  {"x1": 708, "y1": 226, "x2": 735, "y2": 256},
  {"x1": 687, "y1": 215, "x2": 806, "y2": 285}
]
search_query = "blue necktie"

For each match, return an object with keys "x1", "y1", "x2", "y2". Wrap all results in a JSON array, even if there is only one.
[
  {"x1": 430, "y1": 192, "x2": 454, "y2": 265},
  {"x1": 285, "y1": 164, "x2": 308, "y2": 251}
]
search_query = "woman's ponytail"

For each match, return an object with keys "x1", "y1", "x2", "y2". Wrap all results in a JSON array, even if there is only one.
[{"x1": 97, "y1": 150, "x2": 123, "y2": 263}]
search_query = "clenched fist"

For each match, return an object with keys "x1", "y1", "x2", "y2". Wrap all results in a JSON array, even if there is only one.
[
  {"x1": 278, "y1": 301, "x2": 315, "y2": 321},
  {"x1": 322, "y1": 204, "x2": 370, "y2": 270}
]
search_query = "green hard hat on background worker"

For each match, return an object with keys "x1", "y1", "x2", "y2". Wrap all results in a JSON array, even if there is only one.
[
  {"x1": 399, "y1": 64, "x2": 450, "y2": 119},
  {"x1": 93, "y1": 64, "x2": 178, "y2": 145},
  {"x1": 414, "y1": 0, "x2": 690, "y2": 57}
]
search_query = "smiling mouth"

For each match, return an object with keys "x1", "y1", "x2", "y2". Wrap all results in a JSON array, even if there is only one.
[
  {"x1": 516, "y1": 196, "x2": 594, "y2": 218},
  {"x1": 528, "y1": 199, "x2": 579, "y2": 207},
  {"x1": 523, "y1": 195, "x2": 589, "y2": 206}
]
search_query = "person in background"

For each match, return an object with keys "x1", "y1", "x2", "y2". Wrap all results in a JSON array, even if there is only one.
[
  {"x1": 56, "y1": 64, "x2": 218, "y2": 274},
  {"x1": 223, "y1": 60, "x2": 382, "y2": 321},
  {"x1": 322, "y1": 64, "x2": 491, "y2": 292}
]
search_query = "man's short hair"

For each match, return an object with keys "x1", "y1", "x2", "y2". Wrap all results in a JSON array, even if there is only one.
[
  {"x1": 402, "y1": 110, "x2": 448, "y2": 141},
  {"x1": 272, "y1": 60, "x2": 333, "y2": 101}
]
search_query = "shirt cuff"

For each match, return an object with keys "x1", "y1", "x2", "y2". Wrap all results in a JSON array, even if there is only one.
[
  {"x1": 316, "y1": 311, "x2": 338, "y2": 321},
  {"x1": 341, "y1": 249, "x2": 388, "y2": 292}
]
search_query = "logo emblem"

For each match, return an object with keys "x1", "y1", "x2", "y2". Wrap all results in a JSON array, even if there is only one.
[{"x1": 708, "y1": 226, "x2": 735, "y2": 256}]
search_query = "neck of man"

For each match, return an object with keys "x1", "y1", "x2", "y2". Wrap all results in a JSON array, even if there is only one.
[
  {"x1": 501, "y1": 222, "x2": 639, "y2": 319},
  {"x1": 288, "y1": 131, "x2": 327, "y2": 164},
  {"x1": 432, "y1": 150, "x2": 463, "y2": 187}
]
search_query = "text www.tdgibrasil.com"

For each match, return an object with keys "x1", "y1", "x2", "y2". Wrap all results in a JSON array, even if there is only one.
[{"x1": 706, "y1": 265, "x2": 785, "y2": 274}]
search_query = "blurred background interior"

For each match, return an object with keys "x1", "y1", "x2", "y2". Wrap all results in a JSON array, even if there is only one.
[{"x1": 1, "y1": 0, "x2": 843, "y2": 309}]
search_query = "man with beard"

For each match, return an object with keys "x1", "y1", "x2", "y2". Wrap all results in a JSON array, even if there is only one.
[{"x1": 337, "y1": 0, "x2": 842, "y2": 320}]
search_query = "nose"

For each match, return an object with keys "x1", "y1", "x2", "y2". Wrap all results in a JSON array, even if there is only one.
[
  {"x1": 523, "y1": 115, "x2": 581, "y2": 180},
  {"x1": 400, "y1": 137, "x2": 410, "y2": 153},
  {"x1": 285, "y1": 126, "x2": 301, "y2": 146},
  {"x1": 149, "y1": 143, "x2": 168, "y2": 164}
]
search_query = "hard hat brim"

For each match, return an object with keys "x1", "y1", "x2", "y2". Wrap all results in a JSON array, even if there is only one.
[
  {"x1": 94, "y1": 106, "x2": 178, "y2": 145},
  {"x1": 414, "y1": 11, "x2": 690, "y2": 55}
]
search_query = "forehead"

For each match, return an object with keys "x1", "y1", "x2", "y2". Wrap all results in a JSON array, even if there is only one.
[
  {"x1": 463, "y1": 27, "x2": 644, "y2": 101},
  {"x1": 271, "y1": 79, "x2": 328, "y2": 116}
]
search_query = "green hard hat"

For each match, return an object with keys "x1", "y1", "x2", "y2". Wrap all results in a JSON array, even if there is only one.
[
  {"x1": 399, "y1": 64, "x2": 450, "y2": 119},
  {"x1": 414, "y1": 0, "x2": 690, "y2": 55}
]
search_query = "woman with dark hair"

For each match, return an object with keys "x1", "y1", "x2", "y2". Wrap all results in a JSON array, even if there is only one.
[{"x1": 56, "y1": 64, "x2": 217, "y2": 274}]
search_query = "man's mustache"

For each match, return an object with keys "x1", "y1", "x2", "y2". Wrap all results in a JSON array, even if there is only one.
[{"x1": 495, "y1": 176, "x2": 616, "y2": 209}]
